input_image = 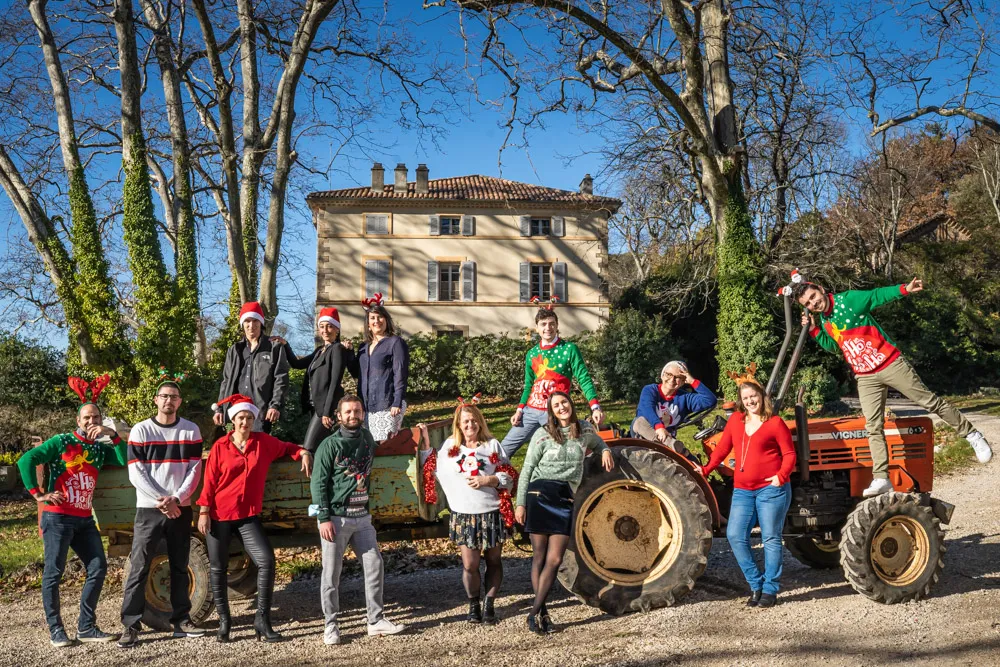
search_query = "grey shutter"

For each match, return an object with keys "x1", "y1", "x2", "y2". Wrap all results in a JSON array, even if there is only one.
[
  {"x1": 427, "y1": 261, "x2": 439, "y2": 301},
  {"x1": 461, "y1": 261, "x2": 476, "y2": 302},
  {"x1": 462, "y1": 215, "x2": 475, "y2": 236},
  {"x1": 553, "y1": 262, "x2": 567, "y2": 302},
  {"x1": 519, "y1": 262, "x2": 531, "y2": 302},
  {"x1": 552, "y1": 215, "x2": 565, "y2": 237},
  {"x1": 519, "y1": 215, "x2": 530, "y2": 237},
  {"x1": 429, "y1": 215, "x2": 440, "y2": 236},
  {"x1": 365, "y1": 260, "x2": 378, "y2": 296}
]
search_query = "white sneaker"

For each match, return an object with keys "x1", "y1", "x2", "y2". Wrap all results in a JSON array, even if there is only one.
[
  {"x1": 862, "y1": 478, "x2": 894, "y2": 498},
  {"x1": 967, "y1": 431, "x2": 993, "y2": 464},
  {"x1": 367, "y1": 618, "x2": 405, "y2": 636},
  {"x1": 323, "y1": 623, "x2": 341, "y2": 645}
]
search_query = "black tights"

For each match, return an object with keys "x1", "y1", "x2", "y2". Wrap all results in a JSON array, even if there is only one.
[
  {"x1": 206, "y1": 516, "x2": 275, "y2": 613},
  {"x1": 529, "y1": 533, "x2": 569, "y2": 616},
  {"x1": 460, "y1": 545, "x2": 503, "y2": 599}
]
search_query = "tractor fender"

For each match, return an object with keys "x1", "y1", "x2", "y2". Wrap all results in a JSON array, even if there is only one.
[
  {"x1": 607, "y1": 437, "x2": 722, "y2": 529},
  {"x1": 930, "y1": 496, "x2": 955, "y2": 525}
]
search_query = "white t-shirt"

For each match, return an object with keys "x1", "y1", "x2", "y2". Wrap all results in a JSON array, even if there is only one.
[{"x1": 420, "y1": 437, "x2": 513, "y2": 515}]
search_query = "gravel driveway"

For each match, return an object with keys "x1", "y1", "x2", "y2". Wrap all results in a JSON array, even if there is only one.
[{"x1": 3, "y1": 413, "x2": 999, "y2": 667}]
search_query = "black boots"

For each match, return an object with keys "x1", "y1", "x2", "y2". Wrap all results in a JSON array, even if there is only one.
[
  {"x1": 757, "y1": 593, "x2": 777, "y2": 608},
  {"x1": 746, "y1": 590, "x2": 762, "y2": 607},
  {"x1": 210, "y1": 571, "x2": 231, "y2": 643},
  {"x1": 467, "y1": 598, "x2": 482, "y2": 624},
  {"x1": 482, "y1": 596, "x2": 497, "y2": 626},
  {"x1": 526, "y1": 613, "x2": 544, "y2": 635},
  {"x1": 253, "y1": 579, "x2": 282, "y2": 642}
]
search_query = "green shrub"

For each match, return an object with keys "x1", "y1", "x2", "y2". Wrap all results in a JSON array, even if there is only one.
[
  {"x1": 456, "y1": 333, "x2": 529, "y2": 400},
  {"x1": 406, "y1": 333, "x2": 462, "y2": 397},
  {"x1": 790, "y1": 365, "x2": 845, "y2": 411},
  {"x1": 0, "y1": 333, "x2": 73, "y2": 410},
  {"x1": 581, "y1": 308, "x2": 679, "y2": 400}
]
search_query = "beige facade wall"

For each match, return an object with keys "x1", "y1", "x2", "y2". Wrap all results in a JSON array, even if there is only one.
[{"x1": 312, "y1": 204, "x2": 609, "y2": 337}]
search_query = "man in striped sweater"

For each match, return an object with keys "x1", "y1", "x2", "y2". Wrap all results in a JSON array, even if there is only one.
[{"x1": 118, "y1": 379, "x2": 205, "y2": 648}]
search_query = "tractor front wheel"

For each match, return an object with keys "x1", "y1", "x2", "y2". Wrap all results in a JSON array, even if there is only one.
[
  {"x1": 840, "y1": 492, "x2": 945, "y2": 603},
  {"x1": 558, "y1": 445, "x2": 713, "y2": 615}
]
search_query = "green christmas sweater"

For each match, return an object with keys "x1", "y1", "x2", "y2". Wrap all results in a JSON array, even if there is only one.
[
  {"x1": 519, "y1": 338, "x2": 600, "y2": 411},
  {"x1": 17, "y1": 431, "x2": 128, "y2": 517},
  {"x1": 310, "y1": 426, "x2": 378, "y2": 521},
  {"x1": 809, "y1": 284, "x2": 911, "y2": 375}
]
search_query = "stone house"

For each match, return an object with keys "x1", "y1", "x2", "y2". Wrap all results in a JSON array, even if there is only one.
[{"x1": 307, "y1": 163, "x2": 621, "y2": 337}]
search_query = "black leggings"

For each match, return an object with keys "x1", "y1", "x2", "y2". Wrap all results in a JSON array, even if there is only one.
[
  {"x1": 206, "y1": 516, "x2": 275, "y2": 611},
  {"x1": 302, "y1": 413, "x2": 333, "y2": 453}
]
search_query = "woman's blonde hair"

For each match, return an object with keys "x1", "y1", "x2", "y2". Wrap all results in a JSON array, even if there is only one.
[
  {"x1": 735, "y1": 382, "x2": 775, "y2": 420},
  {"x1": 452, "y1": 404, "x2": 493, "y2": 446}
]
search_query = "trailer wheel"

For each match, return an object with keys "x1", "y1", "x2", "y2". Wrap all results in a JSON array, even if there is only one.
[
  {"x1": 840, "y1": 492, "x2": 945, "y2": 603},
  {"x1": 559, "y1": 446, "x2": 713, "y2": 615},
  {"x1": 124, "y1": 536, "x2": 213, "y2": 630},
  {"x1": 227, "y1": 550, "x2": 259, "y2": 599},
  {"x1": 786, "y1": 535, "x2": 841, "y2": 569}
]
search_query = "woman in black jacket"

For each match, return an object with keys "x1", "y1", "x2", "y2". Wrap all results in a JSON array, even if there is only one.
[{"x1": 277, "y1": 308, "x2": 358, "y2": 452}]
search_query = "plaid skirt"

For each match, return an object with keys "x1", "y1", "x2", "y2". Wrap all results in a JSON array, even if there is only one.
[{"x1": 449, "y1": 510, "x2": 510, "y2": 550}]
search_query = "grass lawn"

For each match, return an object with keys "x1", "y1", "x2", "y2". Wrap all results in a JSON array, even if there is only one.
[
  {"x1": 0, "y1": 499, "x2": 42, "y2": 588},
  {"x1": 945, "y1": 394, "x2": 1000, "y2": 417}
]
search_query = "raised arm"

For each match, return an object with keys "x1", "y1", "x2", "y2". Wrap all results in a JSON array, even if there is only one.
[
  {"x1": 865, "y1": 283, "x2": 912, "y2": 312},
  {"x1": 284, "y1": 343, "x2": 317, "y2": 371},
  {"x1": 678, "y1": 380, "x2": 718, "y2": 416}
]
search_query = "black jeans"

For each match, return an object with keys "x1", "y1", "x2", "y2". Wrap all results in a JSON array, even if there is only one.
[
  {"x1": 40, "y1": 512, "x2": 107, "y2": 635},
  {"x1": 120, "y1": 506, "x2": 194, "y2": 630},
  {"x1": 205, "y1": 516, "x2": 275, "y2": 611}
]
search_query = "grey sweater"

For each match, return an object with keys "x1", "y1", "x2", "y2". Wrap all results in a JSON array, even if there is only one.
[{"x1": 516, "y1": 422, "x2": 608, "y2": 507}]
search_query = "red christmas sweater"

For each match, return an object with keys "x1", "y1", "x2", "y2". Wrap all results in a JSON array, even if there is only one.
[
  {"x1": 809, "y1": 284, "x2": 911, "y2": 375},
  {"x1": 703, "y1": 413, "x2": 796, "y2": 491}
]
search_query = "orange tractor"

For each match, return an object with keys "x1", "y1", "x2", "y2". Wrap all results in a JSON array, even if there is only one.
[{"x1": 556, "y1": 294, "x2": 952, "y2": 614}]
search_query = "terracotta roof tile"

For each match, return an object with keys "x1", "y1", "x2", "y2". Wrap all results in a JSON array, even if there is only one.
[{"x1": 307, "y1": 174, "x2": 620, "y2": 208}]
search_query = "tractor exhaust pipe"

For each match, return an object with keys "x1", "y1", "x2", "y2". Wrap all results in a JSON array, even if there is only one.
[
  {"x1": 795, "y1": 385, "x2": 810, "y2": 482},
  {"x1": 774, "y1": 318, "x2": 810, "y2": 413},
  {"x1": 766, "y1": 295, "x2": 795, "y2": 400}
]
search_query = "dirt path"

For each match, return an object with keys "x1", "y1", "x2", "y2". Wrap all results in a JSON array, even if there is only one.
[{"x1": 3, "y1": 413, "x2": 999, "y2": 667}]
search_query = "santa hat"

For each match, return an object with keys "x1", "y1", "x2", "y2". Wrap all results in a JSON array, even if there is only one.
[
  {"x1": 212, "y1": 393, "x2": 260, "y2": 420},
  {"x1": 317, "y1": 307, "x2": 341, "y2": 328},
  {"x1": 777, "y1": 268, "x2": 807, "y2": 298},
  {"x1": 239, "y1": 301, "x2": 265, "y2": 326}
]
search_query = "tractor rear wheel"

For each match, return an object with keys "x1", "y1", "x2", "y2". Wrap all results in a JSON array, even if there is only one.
[
  {"x1": 786, "y1": 535, "x2": 841, "y2": 569},
  {"x1": 558, "y1": 446, "x2": 713, "y2": 615},
  {"x1": 839, "y1": 492, "x2": 945, "y2": 603}
]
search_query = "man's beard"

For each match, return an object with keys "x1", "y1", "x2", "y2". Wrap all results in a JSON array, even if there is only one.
[{"x1": 342, "y1": 417, "x2": 362, "y2": 429}]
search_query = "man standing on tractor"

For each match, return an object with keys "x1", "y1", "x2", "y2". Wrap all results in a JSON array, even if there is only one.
[
  {"x1": 631, "y1": 360, "x2": 717, "y2": 454},
  {"x1": 214, "y1": 301, "x2": 290, "y2": 434},
  {"x1": 791, "y1": 270, "x2": 993, "y2": 497},
  {"x1": 500, "y1": 298, "x2": 604, "y2": 457},
  {"x1": 16, "y1": 375, "x2": 127, "y2": 648},
  {"x1": 118, "y1": 370, "x2": 205, "y2": 648}
]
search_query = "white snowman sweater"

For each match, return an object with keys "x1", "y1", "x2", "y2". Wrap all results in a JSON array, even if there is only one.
[{"x1": 420, "y1": 437, "x2": 513, "y2": 515}]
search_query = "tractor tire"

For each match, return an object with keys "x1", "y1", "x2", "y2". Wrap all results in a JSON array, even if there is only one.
[
  {"x1": 559, "y1": 445, "x2": 713, "y2": 615},
  {"x1": 123, "y1": 536, "x2": 213, "y2": 631},
  {"x1": 839, "y1": 492, "x2": 946, "y2": 604},
  {"x1": 226, "y1": 550, "x2": 259, "y2": 600},
  {"x1": 786, "y1": 535, "x2": 841, "y2": 569}
]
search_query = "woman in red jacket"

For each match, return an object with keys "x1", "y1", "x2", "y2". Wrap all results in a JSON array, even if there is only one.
[
  {"x1": 701, "y1": 369, "x2": 796, "y2": 608},
  {"x1": 197, "y1": 394, "x2": 311, "y2": 643}
]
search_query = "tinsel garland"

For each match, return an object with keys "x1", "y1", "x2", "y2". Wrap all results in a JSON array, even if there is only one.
[{"x1": 422, "y1": 449, "x2": 438, "y2": 505}]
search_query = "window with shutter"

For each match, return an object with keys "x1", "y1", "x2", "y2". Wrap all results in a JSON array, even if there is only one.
[
  {"x1": 365, "y1": 260, "x2": 390, "y2": 298},
  {"x1": 429, "y1": 215, "x2": 440, "y2": 236},
  {"x1": 530, "y1": 217, "x2": 551, "y2": 236},
  {"x1": 529, "y1": 264, "x2": 552, "y2": 300},
  {"x1": 426, "y1": 261, "x2": 439, "y2": 302},
  {"x1": 519, "y1": 215, "x2": 530, "y2": 237},
  {"x1": 461, "y1": 261, "x2": 476, "y2": 301},
  {"x1": 365, "y1": 214, "x2": 389, "y2": 234},
  {"x1": 437, "y1": 263, "x2": 461, "y2": 301},
  {"x1": 461, "y1": 215, "x2": 475, "y2": 236},
  {"x1": 553, "y1": 262, "x2": 567, "y2": 302},
  {"x1": 439, "y1": 216, "x2": 461, "y2": 235},
  {"x1": 519, "y1": 262, "x2": 531, "y2": 302},
  {"x1": 552, "y1": 216, "x2": 565, "y2": 237}
]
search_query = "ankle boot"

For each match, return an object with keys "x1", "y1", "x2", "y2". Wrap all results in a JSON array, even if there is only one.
[
  {"x1": 253, "y1": 579, "x2": 282, "y2": 642},
  {"x1": 482, "y1": 596, "x2": 497, "y2": 626},
  {"x1": 467, "y1": 597, "x2": 482, "y2": 624},
  {"x1": 210, "y1": 571, "x2": 231, "y2": 643}
]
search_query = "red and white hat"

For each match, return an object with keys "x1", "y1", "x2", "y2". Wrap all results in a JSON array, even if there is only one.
[
  {"x1": 212, "y1": 394, "x2": 260, "y2": 420},
  {"x1": 317, "y1": 307, "x2": 340, "y2": 328},
  {"x1": 239, "y1": 301, "x2": 265, "y2": 326}
]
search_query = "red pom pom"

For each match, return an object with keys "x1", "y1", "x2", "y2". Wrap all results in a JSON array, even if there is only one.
[{"x1": 448, "y1": 444, "x2": 460, "y2": 458}]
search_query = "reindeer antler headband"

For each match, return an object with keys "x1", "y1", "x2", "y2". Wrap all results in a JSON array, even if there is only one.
[
  {"x1": 68, "y1": 374, "x2": 111, "y2": 407},
  {"x1": 156, "y1": 366, "x2": 187, "y2": 391},
  {"x1": 456, "y1": 393, "x2": 482, "y2": 408},
  {"x1": 726, "y1": 363, "x2": 761, "y2": 387},
  {"x1": 362, "y1": 292, "x2": 384, "y2": 311},
  {"x1": 530, "y1": 295, "x2": 559, "y2": 310}
]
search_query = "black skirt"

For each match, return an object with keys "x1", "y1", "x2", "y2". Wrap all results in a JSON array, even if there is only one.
[{"x1": 524, "y1": 479, "x2": 574, "y2": 536}]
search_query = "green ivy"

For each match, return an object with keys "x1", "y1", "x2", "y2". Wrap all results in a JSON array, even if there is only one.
[
  {"x1": 172, "y1": 151, "x2": 200, "y2": 366},
  {"x1": 715, "y1": 185, "x2": 777, "y2": 399},
  {"x1": 67, "y1": 164, "x2": 131, "y2": 373}
]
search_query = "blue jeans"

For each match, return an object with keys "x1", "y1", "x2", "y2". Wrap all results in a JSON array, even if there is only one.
[
  {"x1": 726, "y1": 483, "x2": 792, "y2": 595},
  {"x1": 500, "y1": 407, "x2": 549, "y2": 457},
  {"x1": 41, "y1": 512, "x2": 108, "y2": 635}
]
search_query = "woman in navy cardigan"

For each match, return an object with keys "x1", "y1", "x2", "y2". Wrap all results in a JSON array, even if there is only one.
[{"x1": 357, "y1": 295, "x2": 409, "y2": 440}]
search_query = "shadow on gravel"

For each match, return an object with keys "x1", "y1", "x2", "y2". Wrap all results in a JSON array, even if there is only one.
[
  {"x1": 933, "y1": 532, "x2": 1000, "y2": 597},
  {"x1": 607, "y1": 636, "x2": 1000, "y2": 666}
]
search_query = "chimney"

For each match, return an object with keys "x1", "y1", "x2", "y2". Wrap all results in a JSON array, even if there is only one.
[
  {"x1": 579, "y1": 173, "x2": 593, "y2": 195},
  {"x1": 371, "y1": 162, "x2": 385, "y2": 191},
  {"x1": 415, "y1": 163, "x2": 429, "y2": 194},
  {"x1": 394, "y1": 163, "x2": 408, "y2": 192}
]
